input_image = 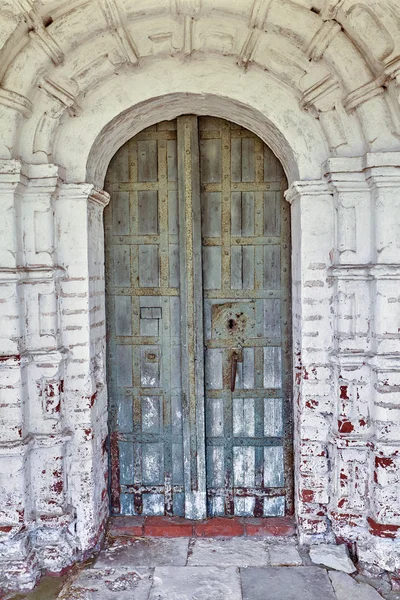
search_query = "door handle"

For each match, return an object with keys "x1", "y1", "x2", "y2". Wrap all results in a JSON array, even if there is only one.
[{"x1": 230, "y1": 350, "x2": 242, "y2": 392}]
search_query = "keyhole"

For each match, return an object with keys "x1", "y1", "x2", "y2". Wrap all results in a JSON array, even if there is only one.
[{"x1": 228, "y1": 318, "x2": 235, "y2": 330}]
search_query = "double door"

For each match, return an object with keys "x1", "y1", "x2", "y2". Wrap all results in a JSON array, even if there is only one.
[{"x1": 105, "y1": 116, "x2": 292, "y2": 519}]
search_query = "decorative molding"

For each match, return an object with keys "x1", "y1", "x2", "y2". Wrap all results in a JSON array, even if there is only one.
[
  {"x1": 29, "y1": 28, "x2": 64, "y2": 67},
  {"x1": 320, "y1": 0, "x2": 346, "y2": 21},
  {"x1": 342, "y1": 55, "x2": 400, "y2": 114},
  {"x1": 343, "y1": 76, "x2": 386, "y2": 112},
  {"x1": 0, "y1": 266, "x2": 66, "y2": 284},
  {"x1": 329, "y1": 264, "x2": 400, "y2": 280},
  {"x1": 88, "y1": 188, "x2": 110, "y2": 209},
  {"x1": 33, "y1": 113, "x2": 57, "y2": 157},
  {"x1": 175, "y1": 0, "x2": 202, "y2": 16},
  {"x1": 307, "y1": 20, "x2": 341, "y2": 62},
  {"x1": 0, "y1": 88, "x2": 33, "y2": 118},
  {"x1": 385, "y1": 55, "x2": 400, "y2": 83},
  {"x1": 17, "y1": 0, "x2": 64, "y2": 66},
  {"x1": 183, "y1": 15, "x2": 194, "y2": 56},
  {"x1": 284, "y1": 180, "x2": 333, "y2": 204},
  {"x1": 238, "y1": 29, "x2": 261, "y2": 69},
  {"x1": 99, "y1": 0, "x2": 139, "y2": 65},
  {"x1": 301, "y1": 75, "x2": 341, "y2": 112},
  {"x1": 249, "y1": 0, "x2": 272, "y2": 30},
  {"x1": 0, "y1": 429, "x2": 72, "y2": 456},
  {"x1": 38, "y1": 77, "x2": 81, "y2": 118}
]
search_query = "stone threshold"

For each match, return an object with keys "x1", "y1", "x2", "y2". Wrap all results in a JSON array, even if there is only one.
[{"x1": 108, "y1": 515, "x2": 296, "y2": 538}]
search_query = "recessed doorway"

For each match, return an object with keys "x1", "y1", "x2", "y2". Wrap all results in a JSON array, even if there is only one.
[{"x1": 104, "y1": 116, "x2": 292, "y2": 520}]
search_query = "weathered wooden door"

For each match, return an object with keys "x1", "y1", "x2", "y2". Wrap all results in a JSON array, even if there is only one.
[
  {"x1": 199, "y1": 118, "x2": 292, "y2": 517},
  {"x1": 105, "y1": 116, "x2": 292, "y2": 518}
]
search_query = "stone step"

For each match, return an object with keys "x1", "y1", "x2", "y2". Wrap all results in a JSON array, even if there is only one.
[{"x1": 108, "y1": 515, "x2": 296, "y2": 538}]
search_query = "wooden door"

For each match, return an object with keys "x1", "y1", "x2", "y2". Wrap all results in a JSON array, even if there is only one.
[
  {"x1": 199, "y1": 118, "x2": 292, "y2": 517},
  {"x1": 105, "y1": 116, "x2": 292, "y2": 518}
]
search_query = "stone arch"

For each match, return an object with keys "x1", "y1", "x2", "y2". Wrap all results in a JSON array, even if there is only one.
[{"x1": 1, "y1": 1, "x2": 400, "y2": 593}]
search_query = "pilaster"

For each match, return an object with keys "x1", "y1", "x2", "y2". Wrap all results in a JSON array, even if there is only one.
[
  {"x1": 56, "y1": 183, "x2": 110, "y2": 554},
  {"x1": 285, "y1": 180, "x2": 335, "y2": 541}
]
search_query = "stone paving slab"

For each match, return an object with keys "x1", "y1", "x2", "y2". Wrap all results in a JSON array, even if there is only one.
[
  {"x1": 269, "y1": 544, "x2": 303, "y2": 566},
  {"x1": 95, "y1": 537, "x2": 189, "y2": 568},
  {"x1": 241, "y1": 566, "x2": 337, "y2": 600},
  {"x1": 149, "y1": 567, "x2": 242, "y2": 600},
  {"x1": 58, "y1": 567, "x2": 153, "y2": 600},
  {"x1": 330, "y1": 572, "x2": 384, "y2": 599},
  {"x1": 188, "y1": 537, "x2": 270, "y2": 566},
  {"x1": 309, "y1": 543, "x2": 356, "y2": 573}
]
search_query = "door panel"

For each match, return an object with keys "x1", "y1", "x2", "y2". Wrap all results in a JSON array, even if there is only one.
[
  {"x1": 105, "y1": 121, "x2": 186, "y2": 516},
  {"x1": 105, "y1": 116, "x2": 292, "y2": 518},
  {"x1": 199, "y1": 117, "x2": 292, "y2": 517}
]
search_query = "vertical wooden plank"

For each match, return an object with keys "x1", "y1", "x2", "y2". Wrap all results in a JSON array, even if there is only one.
[
  {"x1": 264, "y1": 191, "x2": 280, "y2": 236},
  {"x1": 112, "y1": 192, "x2": 130, "y2": 235},
  {"x1": 116, "y1": 345, "x2": 132, "y2": 387},
  {"x1": 231, "y1": 246, "x2": 243, "y2": 290},
  {"x1": 202, "y1": 247, "x2": 222, "y2": 290},
  {"x1": 202, "y1": 192, "x2": 222, "y2": 237},
  {"x1": 264, "y1": 446, "x2": 284, "y2": 487},
  {"x1": 115, "y1": 296, "x2": 132, "y2": 336},
  {"x1": 264, "y1": 245, "x2": 281, "y2": 289},
  {"x1": 264, "y1": 298, "x2": 281, "y2": 339},
  {"x1": 264, "y1": 398, "x2": 283, "y2": 437},
  {"x1": 138, "y1": 140, "x2": 158, "y2": 181},
  {"x1": 139, "y1": 246, "x2": 159, "y2": 287},
  {"x1": 168, "y1": 190, "x2": 179, "y2": 234},
  {"x1": 242, "y1": 246, "x2": 255, "y2": 290},
  {"x1": 241, "y1": 192, "x2": 255, "y2": 235},
  {"x1": 241, "y1": 138, "x2": 255, "y2": 182},
  {"x1": 177, "y1": 115, "x2": 207, "y2": 519},
  {"x1": 113, "y1": 245, "x2": 130, "y2": 286},
  {"x1": 231, "y1": 138, "x2": 242, "y2": 182},
  {"x1": 138, "y1": 190, "x2": 158, "y2": 234},
  {"x1": 263, "y1": 347, "x2": 282, "y2": 389},
  {"x1": 167, "y1": 139, "x2": 177, "y2": 181},
  {"x1": 231, "y1": 192, "x2": 242, "y2": 235}
]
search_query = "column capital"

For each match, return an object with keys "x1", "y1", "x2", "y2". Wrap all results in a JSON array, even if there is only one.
[
  {"x1": 363, "y1": 152, "x2": 400, "y2": 187},
  {"x1": 323, "y1": 156, "x2": 369, "y2": 192},
  {"x1": 284, "y1": 180, "x2": 332, "y2": 204},
  {"x1": 58, "y1": 182, "x2": 110, "y2": 208},
  {"x1": 0, "y1": 159, "x2": 26, "y2": 190}
]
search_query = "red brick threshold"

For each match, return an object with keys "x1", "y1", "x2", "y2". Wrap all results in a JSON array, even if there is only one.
[{"x1": 108, "y1": 516, "x2": 296, "y2": 538}]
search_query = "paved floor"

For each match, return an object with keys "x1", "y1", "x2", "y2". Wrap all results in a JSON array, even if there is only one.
[{"x1": 45, "y1": 536, "x2": 399, "y2": 600}]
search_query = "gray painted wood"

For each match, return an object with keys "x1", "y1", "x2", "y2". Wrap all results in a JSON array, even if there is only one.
[
  {"x1": 105, "y1": 124, "x2": 186, "y2": 516},
  {"x1": 200, "y1": 118, "x2": 290, "y2": 517},
  {"x1": 177, "y1": 115, "x2": 207, "y2": 519},
  {"x1": 105, "y1": 116, "x2": 291, "y2": 519}
]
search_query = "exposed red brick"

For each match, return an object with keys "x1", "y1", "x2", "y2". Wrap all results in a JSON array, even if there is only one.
[
  {"x1": 108, "y1": 516, "x2": 144, "y2": 537},
  {"x1": 340, "y1": 385, "x2": 349, "y2": 400},
  {"x1": 244, "y1": 517, "x2": 296, "y2": 537},
  {"x1": 368, "y1": 518, "x2": 400, "y2": 539},
  {"x1": 0, "y1": 526, "x2": 13, "y2": 533},
  {"x1": 338, "y1": 419, "x2": 354, "y2": 434},
  {"x1": 0, "y1": 354, "x2": 20, "y2": 363},
  {"x1": 301, "y1": 489, "x2": 315, "y2": 502},
  {"x1": 145, "y1": 516, "x2": 193, "y2": 537},
  {"x1": 194, "y1": 517, "x2": 244, "y2": 537},
  {"x1": 375, "y1": 456, "x2": 394, "y2": 469}
]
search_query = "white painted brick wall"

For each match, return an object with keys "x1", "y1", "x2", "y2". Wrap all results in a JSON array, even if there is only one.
[{"x1": 0, "y1": 0, "x2": 400, "y2": 592}]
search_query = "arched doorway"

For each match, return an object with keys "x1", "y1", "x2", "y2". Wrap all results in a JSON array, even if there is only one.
[{"x1": 104, "y1": 116, "x2": 292, "y2": 520}]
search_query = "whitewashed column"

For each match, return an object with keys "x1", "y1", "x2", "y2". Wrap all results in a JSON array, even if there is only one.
[
  {"x1": 16, "y1": 164, "x2": 76, "y2": 575},
  {"x1": 323, "y1": 158, "x2": 374, "y2": 543},
  {"x1": 360, "y1": 153, "x2": 400, "y2": 571},
  {"x1": 56, "y1": 183, "x2": 110, "y2": 555},
  {"x1": 0, "y1": 160, "x2": 37, "y2": 592},
  {"x1": 285, "y1": 181, "x2": 335, "y2": 542}
]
